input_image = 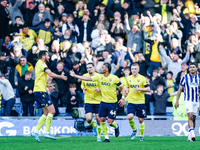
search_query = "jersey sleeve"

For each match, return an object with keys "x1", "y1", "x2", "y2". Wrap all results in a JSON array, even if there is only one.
[
  {"x1": 142, "y1": 77, "x2": 148, "y2": 87},
  {"x1": 179, "y1": 76, "x2": 185, "y2": 86},
  {"x1": 114, "y1": 76, "x2": 121, "y2": 86},
  {"x1": 41, "y1": 62, "x2": 48, "y2": 72},
  {"x1": 81, "y1": 79, "x2": 85, "y2": 89},
  {"x1": 126, "y1": 77, "x2": 130, "y2": 88}
]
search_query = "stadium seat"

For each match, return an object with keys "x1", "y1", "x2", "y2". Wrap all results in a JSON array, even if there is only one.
[{"x1": 166, "y1": 107, "x2": 174, "y2": 116}]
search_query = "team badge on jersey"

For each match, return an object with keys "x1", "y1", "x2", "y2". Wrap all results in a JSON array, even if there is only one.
[
  {"x1": 137, "y1": 79, "x2": 140, "y2": 82},
  {"x1": 109, "y1": 78, "x2": 112, "y2": 82}
]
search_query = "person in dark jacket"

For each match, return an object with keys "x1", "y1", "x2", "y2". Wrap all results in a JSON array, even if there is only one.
[
  {"x1": 0, "y1": 0, "x2": 10, "y2": 47},
  {"x1": 53, "y1": 61, "x2": 70, "y2": 106},
  {"x1": 67, "y1": 44, "x2": 82, "y2": 64},
  {"x1": 23, "y1": 1, "x2": 38, "y2": 27},
  {"x1": 18, "y1": 71, "x2": 35, "y2": 116},
  {"x1": 73, "y1": 11, "x2": 98, "y2": 43},
  {"x1": 0, "y1": 52, "x2": 8, "y2": 75},
  {"x1": 64, "y1": 83, "x2": 83, "y2": 113},
  {"x1": 152, "y1": 69, "x2": 165, "y2": 87},
  {"x1": 8, "y1": 16, "x2": 24, "y2": 34},
  {"x1": 47, "y1": 81, "x2": 59, "y2": 117}
]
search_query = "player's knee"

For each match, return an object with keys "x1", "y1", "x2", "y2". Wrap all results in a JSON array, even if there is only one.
[
  {"x1": 86, "y1": 118, "x2": 92, "y2": 123},
  {"x1": 50, "y1": 109, "x2": 55, "y2": 115},
  {"x1": 138, "y1": 118, "x2": 143, "y2": 124},
  {"x1": 100, "y1": 117, "x2": 106, "y2": 122},
  {"x1": 107, "y1": 119, "x2": 113, "y2": 124},
  {"x1": 127, "y1": 115, "x2": 133, "y2": 121}
]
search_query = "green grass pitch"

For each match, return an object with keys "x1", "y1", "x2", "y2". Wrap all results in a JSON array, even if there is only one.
[{"x1": 0, "y1": 136, "x2": 199, "y2": 150}]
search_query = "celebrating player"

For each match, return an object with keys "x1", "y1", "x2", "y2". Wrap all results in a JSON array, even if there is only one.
[
  {"x1": 31, "y1": 51, "x2": 67, "y2": 143},
  {"x1": 81, "y1": 63, "x2": 102, "y2": 141},
  {"x1": 175, "y1": 63, "x2": 200, "y2": 141},
  {"x1": 70, "y1": 63, "x2": 125, "y2": 142},
  {"x1": 126, "y1": 63, "x2": 150, "y2": 141}
]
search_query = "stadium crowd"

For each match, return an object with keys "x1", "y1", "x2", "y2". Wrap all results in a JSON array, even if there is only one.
[{"x1": 0, "y1": 0, "x2": 200, "y2": 117}]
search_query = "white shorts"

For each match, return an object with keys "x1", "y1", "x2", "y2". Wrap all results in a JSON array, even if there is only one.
[{"x1": 184, "y1": 101, "x2": 199, "y2": 116}]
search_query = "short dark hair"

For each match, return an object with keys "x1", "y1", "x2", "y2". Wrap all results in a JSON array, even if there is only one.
[
  {"x1": 157, "y1": 84, "x2": 164, "y2": 89},
  {"x1": 167, "y1": 71, "x2": 173, "y2": 76},
  {"x1": 103, "y1": 62, "x2": 111, "y2": 73},
  {"x1": 44, "y1": 18, "x2": 51, "y2": 23},
  {"x1": 15, "y1": 16, "x2": 21, "y2": 20},
  {"x1": 69, "y1": 83, "x2": 76, "y2": 88},
  {"x1": 103, "y1": 50, "x2": 109, "y2": 53},
  {"x1": 25, "y1": 71, "x2": 32, "y2": 75},
  {"x1": 39, "y1": 51, "x2": 47, "y2": 59},
  {"x1": 189, "y1": 62, "x2": 197, "y2": 67},
  {"x1": 20, "y1": 56, "x2": 27, "y2": 60},
  {"x1": 124, "y1": 67, "x2": 130, "y2": 71},
  {"x1": 87, "y1": 62, "x2": 94, "y2": 67}
]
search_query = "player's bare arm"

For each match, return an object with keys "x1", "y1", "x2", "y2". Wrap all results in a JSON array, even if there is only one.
[
  {"x1": 174, "y1": 85, "x2": 184, "y2": 109},
  {"x1": 118, "y1": 85, "x2": 126, "y2": 107},
  {"x1": 134, "y1": 86, "x2": 150, "y2": 92},
  {"x1": 45, "y1": 69, "x2": 67, "y2": 80},
  {"x1": 170, "y1": 91, "x2": 178, "y2": 97},
  {"x1": 70, "y1": 70, "x2": 92, "y2": 81}
]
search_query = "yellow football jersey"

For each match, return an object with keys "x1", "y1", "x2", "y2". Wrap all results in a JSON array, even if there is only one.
[
  {"x1": 81, "y1": 72, "x2": 101, "y2": 104},
  {"x1": 120, "y1": 76, "x2": 129, "y2": 102},
  {"x1": 91, "y1": 73, "x2": 121, "y2": 103},
  {"x1": 33, "y1": 59, "x2": 48, "y2": 92},
  {"x1": 126, "y1": 74, "x2": 148, "y2": 104}
]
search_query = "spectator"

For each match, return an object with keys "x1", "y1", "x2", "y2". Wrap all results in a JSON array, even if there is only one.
[
  {"x1": 128, "y1": 11, "x2": 140, "y2": 29},
  {"x1": 32, "y1": 3, "x2": 53, "y2": 27},
  {"x1": 60, "y1": 40, "x2": 71, "y2": 57},
  {"x1": 60, "y1": 13, "x2": 67, "y2": 26},
  {"x1": 0, "y1": 0, "x2": 10, "y2": 50},
  {"x1": 167, "y1": 38, "x2": 181, "y2": 58},
  {"x1": 14, "y1": 56, "x2": 34, "y2": 86},
  {"x1": 141, "y1": 0, "x2": 159, "y2": 17},
  {"x1": 1, "y1": 36, "x2": 11, "y2": 56},
  {"x1": 23, "y1": 1, "x2": 38, "y2": 27},
  {"x1": 0, "y1": 52, "x2": 7, "y2": 75},
  {"x1": 159, "y1": 44, "x2": 190, "y2": 78},
  {"x1": 105, "y1": 34, "x2": 115, "y2": 54},
  {"x1": 19, "y1": 25, "x2": 37, "y2": 52},
  {"x1": 31, "y1": 39, "x2": 49, "y2": 66},
  {"x1": 110, "y1": 0, "x2": 133, "y2": 22},
  {"x1": 153, "y1": 84, "x2": 177, "y2": 115},
  {"x1": 47, "y1": 81, "x2": 59, "y2": 116},
  {"x1": 8, "y1": 16, "x2": 24, "y2": 34},
  {"x1": 159, "y1": 67, "x2": 167, "y2": 80},
  {"x1": 60, "y1": 29, "x2": 76, "y2": 44},
  {"x1": 18, "y1": 71, "x2": 35, "y2": 116},
  {"x1": 80, "y1": 46, "x2": 93, "y2": 64},
  {"x1": 165, "y1": 71, "x2": 175, "y2": 106},
  {"x1": 175, "y1": 62, "x2": 188, "y2": 87},
  {"x1": 54, "y1": 5, "x2": 65, "y2": 20},
  {"x1": 95, "y1": 13, "x2": 110, "y2": 31},
  {"x1": 91, "y1": 23, "x2": 105, "y2": 40},
  {"x1": 124, "y1": 13, "x2": 143, "y2": 54},
  {"x1": 110, "y1": 17, "x2": 126, "y2": 41},
  {"x1": 145, "y1": 75, "x2": 156, "y2": 115},
  {"x1": 64, "y1": 83, "x2": 83, "y2": 113},
  {"x1": 68, "y1": 44, "x2": 82, "y2": 64},
  {"x1": 152, "y1": 69, "x2": 165, "y2": 87},
  {"x1": 0, "y1": 74, "x2": 15, "y2": 116},
  {"x1": 9, "y1": 0, "x2": 24, "y2": 26},
  {"x1": 114, "y1": 56, "x2": 129, "y2": 77},
  {"x1": 73, "y1": 10, "x2": 98, "y2": 43},
  {"x1": 53, "y1": 61, "x2": 70, "y2": 107}
]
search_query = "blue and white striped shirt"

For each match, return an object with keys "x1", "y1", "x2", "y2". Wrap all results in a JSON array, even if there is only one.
[{"x1": 180, "y1": 74, "x2": 200, "y2": 102}]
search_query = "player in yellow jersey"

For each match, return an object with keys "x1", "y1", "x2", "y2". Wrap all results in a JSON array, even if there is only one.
[
  {"x1": 70, "y1": 63, "x2": 125, "y2": 143},
  {"x1": 126, "y1": 63, "x2": 150, "y2": 141},
  {"x1": 31, "y1": 51, "x2": 67, "y2": 143},
  {"x1": 81, "y1": 63, "x2": 102, "y2": 142}
]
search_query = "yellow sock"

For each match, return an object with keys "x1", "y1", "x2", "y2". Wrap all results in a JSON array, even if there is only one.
[
  {"x1": 129, "y1": 119, "x2": 136, "y2": 130},
  {"x1": 45, "y1": 113, "x2": 54, "y2": 132},
  {"x1": 139, "y1": 122, "x2": 145, "y2": 137},
  {"x1": 35, "y1": 114, "x2": 47, "y2": 131},
  {"x1": 100, "y1": 122, "x2": 108, "y2": 137},
  {"x1": 97, "y1": 125, "x2": 101, "y2": 137},
  {"x1": 89, "y1": 120, "x2": 96, "y2": 128},
  {"x1": 108, "y1": 121, "x2": 118, "y2": 129}
]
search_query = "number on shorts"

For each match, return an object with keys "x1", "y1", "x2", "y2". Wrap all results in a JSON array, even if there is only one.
[
  {"x1": 110, "y1": 110, "x2": 116, "y2": 116},
  {"x1": 142, "y1": 110, "x2": 145, "y2": 115}
]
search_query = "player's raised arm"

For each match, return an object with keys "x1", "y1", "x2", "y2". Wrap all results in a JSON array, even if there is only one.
[
  {"x1": 174, "y1": 85, "x2": 184, "y2": 109},
  {"x1": 134, "y1": 86, "x2": 150, "y2": 93},
  {"x1": 69, "y1": 70, "x2": 92, "y2": 81},
  {"x1": 45, "y1": 69, "x2": 67, "y2": 81}
]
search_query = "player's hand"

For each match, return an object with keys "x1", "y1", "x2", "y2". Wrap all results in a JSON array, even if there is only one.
[
  {"x1": 61, "y1": 72, "x2": 67, "y2": 80},
  {"x1": 71, "y1": 96, "x2": 76, "y2": 101},
  {"x1": 174, "y1": 102, "x2": 179, "y2": 109},
  {"x1": 15, "y1": 82, "x2": 18, "y2": 86},
  {"x1": 95, "y1": 87, "x2": 101, "y2": 93},
  {"x1": 133, "y1": 87, "x2": 139, "y2": 92},
  {"x1": 24, "y1": 86, "x2": 28, "y2": 90},
  {"x1": 118, "y1": 99, "x2": 124, "y2": 107},
  {"x1": 69, "y1": 70, "x2": 75, "y2": 77}
]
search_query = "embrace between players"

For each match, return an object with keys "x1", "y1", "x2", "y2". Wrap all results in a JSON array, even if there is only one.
[{"x1": 31, "y1": 51, "x2": 198, "y2": 143}]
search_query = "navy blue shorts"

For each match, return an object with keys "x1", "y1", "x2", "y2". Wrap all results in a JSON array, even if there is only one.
[
  {"x1": 127, "y1": 103, "x2": 146, "y2": 118},
  {"x1": 34, "y1": 92, "x2": 53, "y2": 108},
  {"x1": 85, "y1": 103, "x2": 100, "y2": 114},
  {"x1": 99, "y1": 101, "x2": 117, "y2": 119}
]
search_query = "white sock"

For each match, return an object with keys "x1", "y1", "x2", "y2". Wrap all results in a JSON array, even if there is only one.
[
  {"x1": 105, "y1": 135, "x2": 109, "y2": 139},
  {"x1": 44, "y1": 131, "x2": 50, "y2": 134},
  {"x1": 34, "y1": 129, "x2": 39, "y2": 134}
]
